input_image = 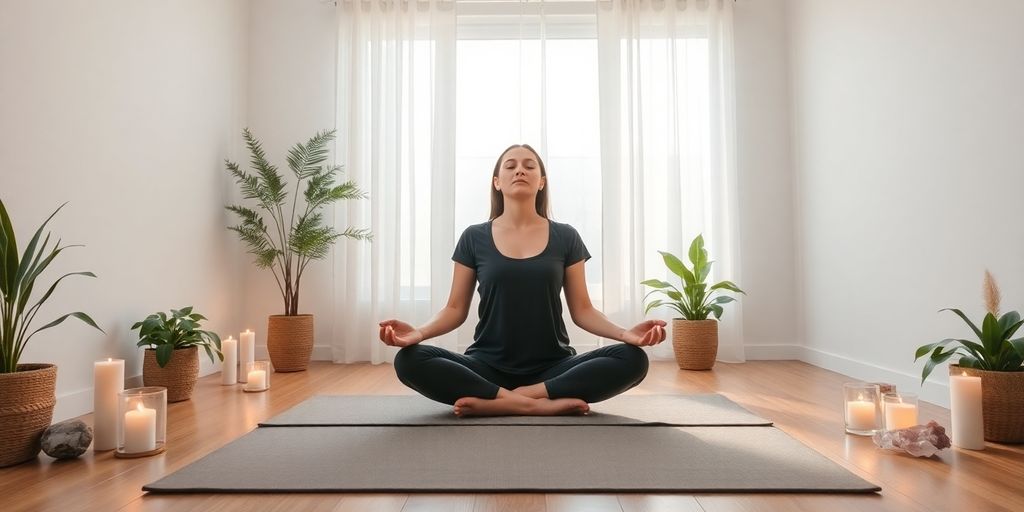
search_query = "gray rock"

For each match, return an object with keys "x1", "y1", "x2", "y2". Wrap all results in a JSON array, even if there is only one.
[{"x1": 41, "y1": 419, "x2": 93, "y2": 459}]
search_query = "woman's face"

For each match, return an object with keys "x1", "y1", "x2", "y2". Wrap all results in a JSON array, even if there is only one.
[{"x1": 493, "y1": 146, "x2": 545, "y2": 200}]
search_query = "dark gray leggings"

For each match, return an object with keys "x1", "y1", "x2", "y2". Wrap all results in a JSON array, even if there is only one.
[{"x1": 392, "y1": 343, "x2": 649, "y2": 405}]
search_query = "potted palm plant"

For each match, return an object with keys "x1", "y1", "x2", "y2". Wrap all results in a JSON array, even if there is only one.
[
  {"x1": 133, "y1": 307, "x2": 221, "y2": 402},
  {"x1": 0, "y1": 199, "x2": 103, "y2": 467},
  {"x1": 641, "y1": 234, "x2": 745, "y2": 370},
  {"x1": 915, "y1": 270, "x2": 1024, "y2": 443},
  {"x1": 225, "y1": 129, "x2": 371, "y2": 372}
]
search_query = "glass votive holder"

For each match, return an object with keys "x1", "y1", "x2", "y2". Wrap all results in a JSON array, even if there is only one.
[
  {"x1": 243, "y1": 360, "x2": 270, "y2": 392},
  {"x1": 843, "y1": 382, "x2": 881, "y2": 435},
  {"x1": 115, "y1": 387, "x2": 167, "y2": 458},
  {"x1": 883, "y1": 392, "x2": 919, "y2": 431}
]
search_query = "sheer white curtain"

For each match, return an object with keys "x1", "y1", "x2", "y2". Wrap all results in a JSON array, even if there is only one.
[
  {"x1": 596, "y1": 0, "x2": 745, "y2": 362},
  {"x1": 333, "y1": 0, "x2": 458, "y2": 364},
  {"x1": 333, "y1": 0, "x2": 743, "y2": 364}
]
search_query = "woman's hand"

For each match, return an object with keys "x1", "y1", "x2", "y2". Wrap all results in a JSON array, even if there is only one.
[
  {"x1": 621, "y1": 319, "x2": 667, "y2": 347},
  {"x1": 378, "y1": 319, "x2": 424, "y2": 347}
]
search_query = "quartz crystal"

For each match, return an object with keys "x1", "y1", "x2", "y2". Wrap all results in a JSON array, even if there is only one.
[{"x1": 872, "y1": 420, "x2": 952, "y2": 457}]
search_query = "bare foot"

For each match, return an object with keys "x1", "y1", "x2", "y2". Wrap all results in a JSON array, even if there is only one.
[{"x1": 453, "y1": 389, "x2": 589, "y2": 417}]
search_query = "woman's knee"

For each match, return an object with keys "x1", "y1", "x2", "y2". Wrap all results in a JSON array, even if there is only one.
[
  {"x1": 615, "y1": 343, "x2": 650, "y2": 380},
  {"x1": 393, "y1": 344, "x2": 434, "y2": 380}
]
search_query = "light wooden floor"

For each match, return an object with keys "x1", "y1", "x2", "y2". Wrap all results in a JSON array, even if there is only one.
[{"x1": 3, "y1": 360, "x2": 1023, "y2": 512}]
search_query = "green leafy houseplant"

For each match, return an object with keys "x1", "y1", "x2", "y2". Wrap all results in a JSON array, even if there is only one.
[
  {"x1": 132, "y1": 307, "x2": 222, "y2": 368},
  {"x1": 915, "y1": 271, "x2": 1024, "y2": 383},
  {"x1": 0, "y1": 198, "x2": 103, "y2": 373},
  {"x1": 225, "y1": 129, "x2": 371, "y2": 316},
  {"x1": 641, "y1": 234, "x2": 745, "y2": 320}
]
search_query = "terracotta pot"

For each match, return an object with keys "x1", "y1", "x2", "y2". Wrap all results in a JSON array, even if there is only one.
[
  {"x1": 267, "y1": 314, "x2": 314, "y2": 372},
  {"x1": 143, "y1": 346, "x2": 199, "y2": 403},
  {"x1": 0, "y1": 364, "x2": 57, "y2": 467},
  {"x1": 951, "y1": 364, "x2": 1024, "y2": 443},
  {"x1": 671, "y1": 319, "x2": 718, "y2": 370}
]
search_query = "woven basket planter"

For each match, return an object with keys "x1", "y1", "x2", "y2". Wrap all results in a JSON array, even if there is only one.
[
  {"x1": 143, "y1": 346, "x2": 199, "y2": 403},
  {"x1": 0, "y1": 364, "x2": 57, "y2": 467},
  {"x1": 951, "y1": 364, "x2": 1024, "y2": 443},
  {"x1": 267, "y1": 314, "x2": 314, "y2": 372},
  {"x1": 671, "y1": 319, "x2": 718, "y2": 370}
]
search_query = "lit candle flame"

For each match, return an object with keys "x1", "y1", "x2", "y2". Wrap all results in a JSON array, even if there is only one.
[
  {"x1": 962, "y1": 371, "x2": 967, "y2": 377},
  {"x1": 857, "y1": 393, "x2": 864, "y2": 401},
  {"x1": 107, "y1": 357, "x2": 112, "y2": 362},
  {"x1": 136, "y1": 403, "x2": 144, "y2": 413}
]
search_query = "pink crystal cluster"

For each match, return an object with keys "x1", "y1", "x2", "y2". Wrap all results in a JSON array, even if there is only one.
[{"x1": 872, "y1": 420, "x2": 952, "y2": 457}]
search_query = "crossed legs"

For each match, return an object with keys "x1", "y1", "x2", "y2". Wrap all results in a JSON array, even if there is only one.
[{"x1": 392, "y1": 343, "x2": 649, "y2": 417}]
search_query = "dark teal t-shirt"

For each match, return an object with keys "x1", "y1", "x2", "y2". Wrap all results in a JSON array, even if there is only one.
[{"x1": 452, "y1": 219, "x2": 592, "y2": 374}]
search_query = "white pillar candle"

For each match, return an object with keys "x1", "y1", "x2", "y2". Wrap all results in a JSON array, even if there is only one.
[
  {"x1": 245, "y1": 369, "x2": 267, "y2": 391},
  {"x1": 884, "y1": 401, "x2": 918, "y2": 430},
  {"x1": 846, "y1": 398, "x2": 877, "y2": 431},
  {"x1": 221, "y1": 337, "x2": 238, "y2": 385},
  {"x1": 93, "y1": 358, "x2": 124, "y2": 451},
  {"x1": 123, "y1": 403, "x2": 157, "y2": 453},
  {"x1": 238, "y1": 329, "x2": 255, "y2": 383},
  {"x1": 950, "y1": 372, "x2": 985, "y2": 450}
]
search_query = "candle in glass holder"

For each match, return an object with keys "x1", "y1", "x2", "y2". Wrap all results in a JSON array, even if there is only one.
[
  {"x1": 123, "y1": 403, "x2": 156, "y2": 453},
  {"x1": 93, "y1": 358, "x2": 124, "y2": 451},
  {"x1": 883, "y1": 392, "x2": 918, "y2": 430},
  {"x1": 843, "y1": 382, "x2": 881, "y2": 435}
]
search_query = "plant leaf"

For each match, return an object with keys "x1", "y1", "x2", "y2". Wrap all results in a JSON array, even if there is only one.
[
  {"x1": 915, "y1": 338, "x2": 955, "y2": 361},
  {"x1": 1009, "y1": 338, "x2": 1024, "y2": 360},
  {"x1": 640, "y1": 279, "x2": 673, "y2": 289},
  {"x1": 658, "y1": 251, "x2": 695, "y2": 286},
  {"x1": 940, "y1": 308, "x2": 983, "y2": 339},
  {"x1": 921, "y1": 348, "x2": 958, "y2": 384},
  {"x1": 710, "y1": 280, "x2": 746, "y2": 295},
  {"x1": 156, "y1": 344, "x2": 174, "y2": 368}
]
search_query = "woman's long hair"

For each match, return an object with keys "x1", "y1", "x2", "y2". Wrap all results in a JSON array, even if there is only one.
[{"x1": 489, "y1": 143, "x2": 550, "y2": 220}]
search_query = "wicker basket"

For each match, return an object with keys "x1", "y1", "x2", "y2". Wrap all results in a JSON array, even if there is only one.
[
  {"x1": 143, "y1": 346, "x2": 199, "y2": 403},
  {"x1": 267, "y1": 314, "x2": 314, "y2": 372},
  {"x1": 0, "y1": 364, "x2": 57, "y2": 467},
  {"x1": 671, "y1": 319, "x2": 718, "y2": 370},
  {"x1": 951, "y1": 364, "x2": 1024, "y2": 443}
]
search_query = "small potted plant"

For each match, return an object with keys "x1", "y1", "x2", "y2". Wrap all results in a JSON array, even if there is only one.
[
  {"x1": 1, "y1": 199, "x2": 103, "y2": 467},
  {"x1": 641, "y1": 234, "x2": 745, "y2": 370},
  {"x1": 225, "y1": 129, "x2": 371, "y2": 372},
  {"x1": 134, "y1": 307, "x2": 221, "y2": 402},
  {"x1": 915, "y1": 270, "x2": 1024, "y2": 443}
]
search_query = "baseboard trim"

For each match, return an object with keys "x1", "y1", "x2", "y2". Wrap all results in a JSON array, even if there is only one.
[{"x1": 744, "y1": 344, "x2": 950, "y2": 408}]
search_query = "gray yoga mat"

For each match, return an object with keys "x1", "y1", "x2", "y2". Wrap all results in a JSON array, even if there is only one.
[
  {"x1": 259, "y1": 394, "x2": 772, "y2": 427},
  {"x1": 144, "y1": 425, "x2": 879, "y2": 493}
]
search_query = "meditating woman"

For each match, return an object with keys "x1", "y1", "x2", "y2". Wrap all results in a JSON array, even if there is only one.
[{"x1": 378, "y1": 144, "x2": 666, "y2": 417}]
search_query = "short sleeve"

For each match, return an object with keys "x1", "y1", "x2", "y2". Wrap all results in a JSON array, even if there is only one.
[
  {"x1": 565, "y1": 226, "x2": 592, "y2": 267},
  {"x1": 452, "y1": 227, "x2": 476, "y2": 268}
]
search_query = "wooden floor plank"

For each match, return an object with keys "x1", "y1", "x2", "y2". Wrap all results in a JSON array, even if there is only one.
[{"x1": 1, "y1": 360, "x2": 1021, "y2": 512}]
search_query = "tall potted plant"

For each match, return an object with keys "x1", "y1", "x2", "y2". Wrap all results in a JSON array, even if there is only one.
[
  {"x1": 641, "y1": 234, "x2": 745, "y2": 370},
  {"x1": 0, "y1": 199, "x2": 103, "y2": 466},
  {"x1": 225, "y1": 129, "x2": 371, "y2": 372},
  {"x1": 915, "y1": 271, "x2": 1024, "y2": 443}
]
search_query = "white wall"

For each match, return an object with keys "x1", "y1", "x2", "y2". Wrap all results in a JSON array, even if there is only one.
[
  {"x1": 243, "y1": 0, "x2": 339, "y2": 361},
  {"x1": 242, "y1": 0, "x2": 802, "y2": 360},
  {"x1": 733, "y1": 0, "x2": 799, "y2": 352},
  {"x1": 0, "y1": 0, "x2": 249, "y2": 421},
  {"x1": 787, "y1": 0, "x2": 1024, "y2": 406}
]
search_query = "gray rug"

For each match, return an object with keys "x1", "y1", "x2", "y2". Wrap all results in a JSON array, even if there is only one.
[
  {"x1": 144, "y1": 425, "x2": 879, "y2": 493},
  {"x1": 259, "y1": 394, "x2": 772, "y2": 427}
]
